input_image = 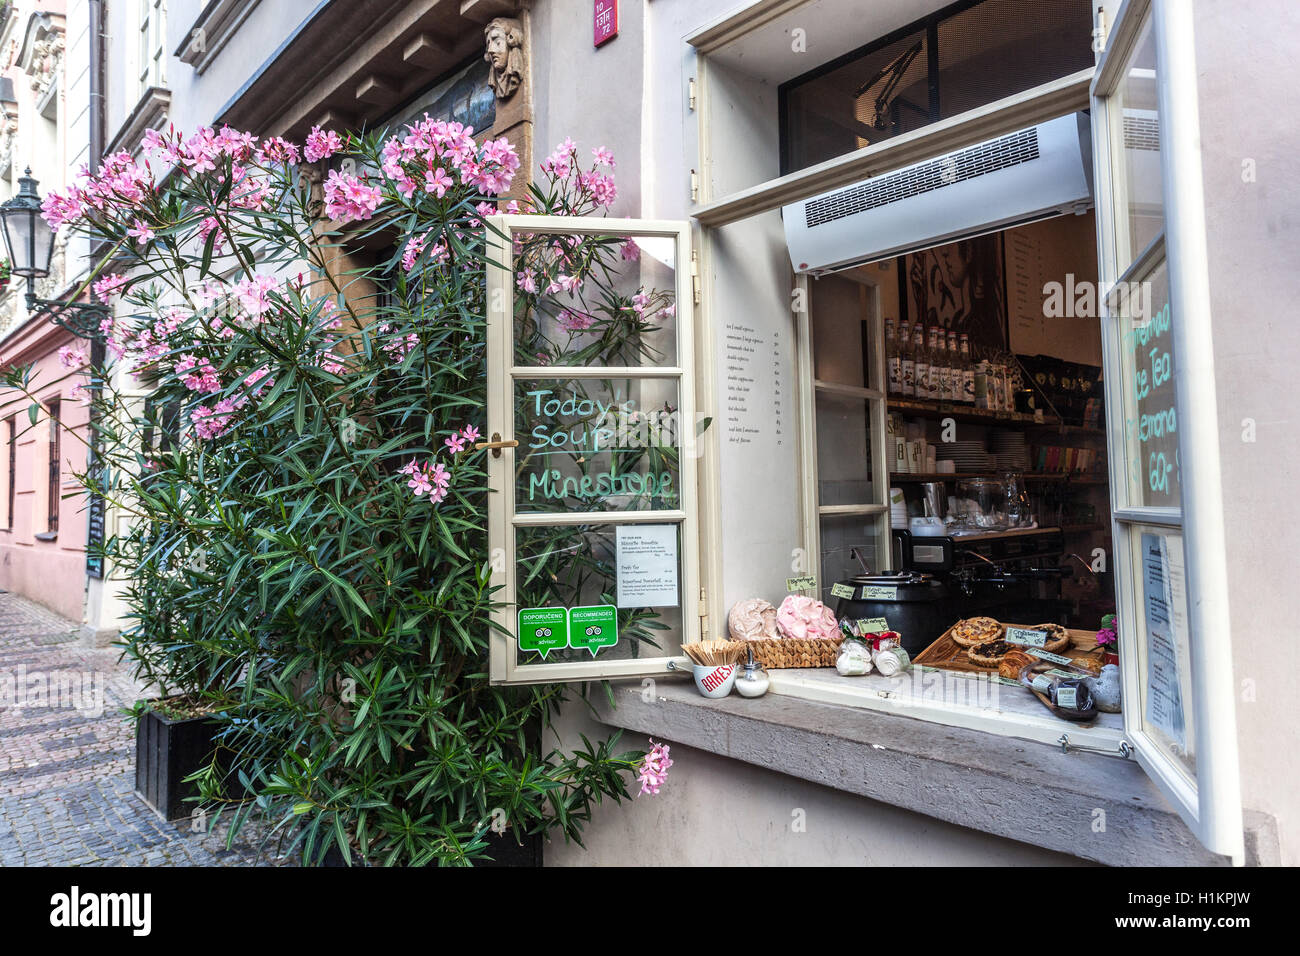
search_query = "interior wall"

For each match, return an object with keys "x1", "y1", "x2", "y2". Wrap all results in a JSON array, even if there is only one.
[{"x1": 1005, "y1": 211, "x2": 1102, "y2": 366}]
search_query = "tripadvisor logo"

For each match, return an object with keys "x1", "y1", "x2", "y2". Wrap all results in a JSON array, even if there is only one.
[{"x1": 49, "y1": 886, "x2": 151, "y2": 936}]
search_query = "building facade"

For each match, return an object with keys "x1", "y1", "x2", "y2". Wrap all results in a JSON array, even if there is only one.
[
  {"x1": 0, "y1": 1, "x2": 99, "y2": 628},
  {"x1": 18, "y1": 0, "x2": 1297, "y2": 866}
]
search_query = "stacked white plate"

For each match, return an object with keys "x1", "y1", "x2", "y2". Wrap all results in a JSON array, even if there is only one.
[
  {"x1": 935, "y1": 440, "x2": 992, "y2": 473},
  {"x1": 991, "y1": 431, "x2": 1028, "y2": 471}
]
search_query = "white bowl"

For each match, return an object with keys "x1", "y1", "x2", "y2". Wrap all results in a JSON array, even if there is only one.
[{"x1": 692, "y1": 663, "x2": 737, "y2": 698}]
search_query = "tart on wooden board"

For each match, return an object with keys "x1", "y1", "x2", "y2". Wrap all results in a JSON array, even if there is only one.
[
  {"x1": 950, "y1": 616, "x2": 1004, "y2": 648},
  {"x1": 965, "y1": 640, "x2": 1016, "y2": 667}
]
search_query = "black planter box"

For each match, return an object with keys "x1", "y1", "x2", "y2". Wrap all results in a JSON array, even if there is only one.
[
  {"x1": 478, "y1": 830, "x2": 543, "y2": 867},
  {"x1": 134, "y1": 706, "x2": 222, "y2": 821}
]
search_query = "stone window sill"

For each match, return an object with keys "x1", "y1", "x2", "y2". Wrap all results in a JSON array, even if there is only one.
[
  {"x1": 591, "y1": 680, "x2": 1279, "y2": 867},
  {"x1": 33, "y1": 531, "x2": 57, "y2": 542}
]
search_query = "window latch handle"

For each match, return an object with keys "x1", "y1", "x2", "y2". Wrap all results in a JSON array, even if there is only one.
[{"x1": 474, "y1": 432, "x2": 519, "y2": 458}]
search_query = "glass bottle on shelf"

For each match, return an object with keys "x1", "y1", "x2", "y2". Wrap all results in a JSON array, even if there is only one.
[
  {"x1": 925, "y1": 326, "x2": 942, "y2": 401},
  {"x1": 900, "y1": 322, "x2": 916, "y2": 398},
  {"x1": 935, "y1": 329, "x2": 951, "y2": 403},
  {"x1": 911, "y1": 324, "x2": 928, "y2": 400},
  {"x1": 885, "y1": 317, "x2": 901, "y2": 396},
  {"x1": 959, "y1": 334, "x2": 975, "y2": 406},
  {"x1": 946, "y1": 331, "x2": 960, "y2": 404}
]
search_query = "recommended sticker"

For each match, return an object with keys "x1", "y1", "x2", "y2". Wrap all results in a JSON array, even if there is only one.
[
  {"x1": 829, "y1": 582, "x2": 856, "y2": 600},
  {"x1": 567, "y1": 605, "x2": 619, "y2": 657},
  {"x1": 518, "y1": 607, "x2": 568, "y2": 658},
  {"x1": 786, "y1": 575, "x2": 818, "y2": 593},
  {"x1": 1006, "y1": 626, "x2": 1048, "y2": 647}
]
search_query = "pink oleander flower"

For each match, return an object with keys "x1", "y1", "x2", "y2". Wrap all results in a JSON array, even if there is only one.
[
  {"x1": 304, "y1": 126, "x2": 343, "y2": 163},
  {"x1": 636, "y1": 739, "x2": 673, "y2": 796},
  {"x1": 128, "y1": 219, "x2": 156, "y2": 248},
  {"x1": 259, "y1": 136, "x2": 301, "y2": 166},
  {"x1": 235, "y1": 274, "x2": 278, "y2": 322},
  {"x1": 631, "y1": 292, "x2": 651, "y2": 314},
  {"x1": 424, "y1": 166, "x2": 454, "y2": 198},
  {"x1": 460, "y1": 424, "x2": 481, "y2": 443},
  {"x1": 401, "y1": 459, "x2": 452, "y2": 504},
  {"x1": 323, "y1": 169, "x2": 382, "y2": 222},
  {"x1": 444, "y1": 433, "x2": 467, "y2": 454},
  {"x1": 592, "y1": 145, "x2": 615, "y2": 167},
  {"x1": 58, "y1": 345, "x2": 86, "y2": 369},
  {"x1": 180, "y1": 357, "x2": 221, "y2": 393},
  {"x1": 558, "y1": 309, "x2": 595, "y2": 332},
  {"x1": 516, "y1": 269, "x2": 538, "y2": 294},
  {"x1": 93, "y1": 274, "x2": 128, "y2": 304},
  {"x1": 620, "y1": 239, "x2": 639, "y2": 261},
  {"x1": 191, "y1": 398, "x2": 240, "y2": 440}
]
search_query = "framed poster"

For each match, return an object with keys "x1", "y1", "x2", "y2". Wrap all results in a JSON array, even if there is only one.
[{"x1": 902, "y1": 233, "x2": 1008, "y2": 353}]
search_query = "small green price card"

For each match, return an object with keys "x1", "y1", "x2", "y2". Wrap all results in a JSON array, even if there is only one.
[
  {"x1": 518, "y1": 607, "x2": 568, "y2": 658},
  {"x1": 1005, "y1": 626, "x2": 1048, "y2": 647},
  {"x1": 829, "y1": 582, "x2": 856, "y2": 600},
  {"x1": 1027, "y1": 648, "x2": 1072, "y2": 665},
  {"x1": 786, "y1": 575, "x2": 818, "y2": 593},
  {"x1": 858, "y1": 617, "x2": 889, "y2": 633},
  {"x1": 568, "y1": 605, "x2": 619, "y2": 657}
]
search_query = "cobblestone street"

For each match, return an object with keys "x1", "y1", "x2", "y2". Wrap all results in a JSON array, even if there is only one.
[{"x1": 0, "y1": 591, "x2": 291, "y2": 866}]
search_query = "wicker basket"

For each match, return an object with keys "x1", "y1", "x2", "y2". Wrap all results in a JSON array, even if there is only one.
[{"x1": 746, "y1": 637, "x2": 843, "y2": 669}]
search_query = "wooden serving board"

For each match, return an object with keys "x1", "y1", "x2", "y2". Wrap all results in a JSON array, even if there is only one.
[{"x1": 912, "y1": 621, "x2": 1106, "y2": 677}]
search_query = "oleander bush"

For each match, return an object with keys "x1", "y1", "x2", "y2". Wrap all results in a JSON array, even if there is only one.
[{"x1": 4, "y1": 121, "x2": 672, "y2": 864}]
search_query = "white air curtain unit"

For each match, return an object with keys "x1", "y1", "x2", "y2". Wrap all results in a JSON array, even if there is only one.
[{"x1": 784, "y1": 112, "x2": 1094, "y2": 275}]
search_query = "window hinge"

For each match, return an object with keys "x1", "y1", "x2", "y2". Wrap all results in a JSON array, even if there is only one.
[
  {"x1": 688, "y1": 77, "x2": 696, "y2": 111},
  {"x1": 1092, "y1": 5, "x2": 1108, "y2": 56},
  {"x1": 698, "y1": 587, "x2": 709, "y2": 638},
  {"x1": 689, "y1": 249, "x2": 701, "y2": 305},
  {"x1": 689, "y1": 168, "x2": 699, "y2": 203}
]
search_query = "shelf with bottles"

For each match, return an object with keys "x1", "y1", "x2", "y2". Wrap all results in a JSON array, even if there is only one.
[
  {"x1": 886, "y1": 397, "x2": 1056, "y2": 427},
  {"x1": 890, "y1": 471, "x2": 1109, "y2": 484},
  {"x1": 884, "y1": 317, "x2": 1031, "y2": 416}
]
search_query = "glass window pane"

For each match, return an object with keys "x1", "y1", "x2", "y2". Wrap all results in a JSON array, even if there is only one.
[
  {"x1": 781, "y1": 0, "x2": 1094, "y2": 174},
  {"x1": 515, "y1": 523, "x2": 684, "y2": 666},
  {"x1": 1113, "y1": 17, "x2": 1163, "y2": 271},
  {"x1": 513, "y1": 231, "x2": 677, "y2": 368},
  {"x1": 815, "y1": 391, "x2": 877, "y2": 506},
  {"x1": 1115, "y1": 257, "x2": 1180, "y2": 509},
  {"x1": 818, "y1": 513, "x2": 886, "y2": 605},
  {"x1": 1127, "y1": 525, "x2": 1196, "y2": 780},
  {"x1": 811, "y1": 273, "x2": 876, "y2": 389},
  {"x1": 515, "y1": 377, "x2": 682, "y2": 513}
]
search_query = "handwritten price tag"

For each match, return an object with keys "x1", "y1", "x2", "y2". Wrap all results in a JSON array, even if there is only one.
[
  {"x1": 829, "y1": 583, "x2": 856, "y2": 600},
  {"x1": 1027, "y1": 648, "x2": 1072, "y2": 665},
  {"x1": 786, "y1": 575, "x2": 818, "y2": 593},
  {"x1": 858, "y1": 617, "x2": 889, "y2": 633},
  {"x1": 860, "y1": 585, "x2": 897, "y2": 600},
  {"x1": 1006, "y1": 626, "x2": 1048, "y2": 647}
]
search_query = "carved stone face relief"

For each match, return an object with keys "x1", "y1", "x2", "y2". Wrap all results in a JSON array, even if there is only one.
[{"x1": 483, "y1": 17, "x2": 524, "y2": 101}]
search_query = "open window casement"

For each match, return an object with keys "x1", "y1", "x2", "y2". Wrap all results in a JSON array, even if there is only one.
[
  {"x1": 1092, "y1": 0, "x2": 1244, "y2": 862},
  {"x1": 485, "y1": 216, "x2": 699, "y2": 684}
]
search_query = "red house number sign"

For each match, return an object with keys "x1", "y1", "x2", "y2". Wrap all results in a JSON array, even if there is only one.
[{"x1": 594, "y1": 0, "x2": 618, "y2": 47}]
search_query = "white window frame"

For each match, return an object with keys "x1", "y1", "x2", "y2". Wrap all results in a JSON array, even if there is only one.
[
  {"x1": 485, "y1": 215, "x2": 699, "y2": 685},
  {"x1": 1090, "y1": 0, "x2": 1244, "y2": 863},
  {"x1": 137, "y1": 0, "x2": 168, "y2": 96},
  {"x1": 686, "y1": 0, "x2": 1242, "y2": 861}
]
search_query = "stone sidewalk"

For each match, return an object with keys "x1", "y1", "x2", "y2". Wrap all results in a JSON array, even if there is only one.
[{"x1": 0, "y1": 590, "x2": 293, "y2": 866}]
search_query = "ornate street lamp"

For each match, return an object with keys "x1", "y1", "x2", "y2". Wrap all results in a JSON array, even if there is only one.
[{"x1": 0, "y1": 167, "x2": 107, "y2": 336}]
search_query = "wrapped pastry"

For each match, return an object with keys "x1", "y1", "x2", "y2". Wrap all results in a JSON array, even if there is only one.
[
  {"x1": 776, "y1": 595, "x2": 839, "y2": 641},
  {"x1": 727, "y1": 598, "x2": 779, "y2": 642},
  {"x1": 836, "y1": 638, "x2": 873, "y2": 676}
]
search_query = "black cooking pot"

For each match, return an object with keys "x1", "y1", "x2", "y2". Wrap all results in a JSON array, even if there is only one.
[{"x1": 833, "y1": 572, "x2": 959, "y2": 656}]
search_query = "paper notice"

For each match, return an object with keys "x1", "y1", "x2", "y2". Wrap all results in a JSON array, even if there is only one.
[
  {"x1": 615, "y1": 525, "x2": 680, "y2": 608},
  {"x1": 1141, "y1": 532, "x2": 1188, "y2": 753}
]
